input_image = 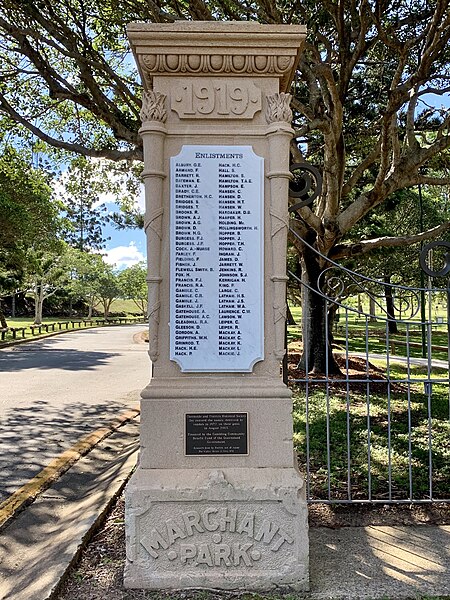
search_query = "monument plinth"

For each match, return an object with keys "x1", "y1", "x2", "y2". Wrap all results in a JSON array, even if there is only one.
[{"x1": 126, "y1": 22, "x2": 308, "y2": 591}]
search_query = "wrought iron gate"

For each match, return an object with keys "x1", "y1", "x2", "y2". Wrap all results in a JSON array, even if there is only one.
[{"x1": 286, "y1": 209, "x2": 450, "y2": 505}]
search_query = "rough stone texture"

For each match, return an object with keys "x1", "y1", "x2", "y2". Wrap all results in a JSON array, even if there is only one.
[{"x1": 125, "y1": 467, "x2": 308, "y2": 591}]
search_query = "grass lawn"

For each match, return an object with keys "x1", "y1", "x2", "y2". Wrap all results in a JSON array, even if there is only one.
[
  {"x1": 1, "y1": 307, "x2": 145, "y2": 344},
  {"x1": 288, "y1": 303, "x2": 449, "y2": 501},
  {"x1": 94, "y1": 298, "x2": 144, "y2": 315},
  {"x1": 289, "y1": 304, "x2": 450, "y2": 360},
  {"x1": 289, "y1": 304, "x2": 450, "y2": 502}
]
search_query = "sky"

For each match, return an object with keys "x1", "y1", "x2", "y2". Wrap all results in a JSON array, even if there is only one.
[
  {"x1": 102, "y1": 193, "x2": 146, "y2": 270},
  {"x1": 55, "y1": 166, "x2": 147, "y2": 271}
]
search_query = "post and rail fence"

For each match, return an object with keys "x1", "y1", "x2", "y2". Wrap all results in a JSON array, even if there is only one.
[{"x1": 0, "y1": 316, "x2": 148, "y2": 344}]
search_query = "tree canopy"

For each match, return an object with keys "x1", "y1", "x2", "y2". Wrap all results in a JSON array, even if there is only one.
[
  {"x1": 0, "y1": 147, "x2": 60, "y2": 285},
  {"x1": 0, "y1": 0, "x2": 142, "y2": 160},
  {"x1": 1, "y1": 0, "x2": 449, "y2": 368},
  {"x1": 1, "y1": 0, "x2": 448, "y2": 249},
  {"x1": 60, "y1": 156, "x2": 113, "y2": 252},
  {"x1": 118, "y1": 261, "x2": 148, "y2": 316}
]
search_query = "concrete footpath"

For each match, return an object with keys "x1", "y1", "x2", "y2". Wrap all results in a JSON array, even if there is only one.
[
  {"x1": 0, "y1": 417, "x2": 139, "y2": 600},
  {"x1": 0, "y1": 416, "x2": 449, "y2": 600}
]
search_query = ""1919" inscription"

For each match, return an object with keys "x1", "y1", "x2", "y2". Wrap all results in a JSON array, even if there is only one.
[{"x1": 171, "y1": 79, "x2": 262, "y2": 119}]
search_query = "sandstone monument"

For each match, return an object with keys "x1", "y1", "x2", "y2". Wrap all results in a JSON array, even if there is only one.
[{"x1": 125, "y1": 21, "x2": 308, "y2": 590}]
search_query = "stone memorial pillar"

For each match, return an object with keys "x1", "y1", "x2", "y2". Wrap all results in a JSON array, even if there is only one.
[{"x1": 126, "y1": 22, "x2": 308, "y2": 591}]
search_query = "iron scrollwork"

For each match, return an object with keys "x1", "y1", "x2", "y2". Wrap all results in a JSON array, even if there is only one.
[
  {"x1": 420, "y1": 241, "x2": 450, "y2": 278},
  {"x1": 288, "y1": 162, "x2": 323, "y2": 212},
  {"x1": 316, "y1": 264, "x2": 421, "y2": 322}
]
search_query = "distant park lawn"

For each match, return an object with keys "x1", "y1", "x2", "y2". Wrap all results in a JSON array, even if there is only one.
[
  {"x1": 1, "y1": 299, "x2": 146, "y2": 344},
  {"x1": 288, "y1": 304, "x2": 449, "y2": 361}
]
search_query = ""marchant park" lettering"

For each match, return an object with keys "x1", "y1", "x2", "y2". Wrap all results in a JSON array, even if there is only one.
[{"x1": 141, "y1": 507, "x2": 294, "y2": 567}]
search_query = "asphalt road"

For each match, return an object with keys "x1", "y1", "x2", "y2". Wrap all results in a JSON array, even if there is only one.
[{"x1": 0, "y1": 325, "x2": 150, "y2": 503}]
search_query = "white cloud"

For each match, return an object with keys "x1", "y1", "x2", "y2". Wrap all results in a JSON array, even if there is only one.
[{"x1": 103, "y1": 242, "x2": 145, "y2": 269}]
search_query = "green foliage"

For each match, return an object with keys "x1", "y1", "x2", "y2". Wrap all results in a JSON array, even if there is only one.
[
  {"x1": 60, "y1": 157, "x2": 112, "y2": 251},
  {"x1": 62, "y1": 248, "x2": 105, "y2": 306},
  {"x1": 61, "y1": 248, "x2": 125, "y2": 319},
  {"x1": 25, "y1": 245, "x2": 71, "y2": 324},
  {"x1": 0, "y1": 0, "x2": 142, "y2": 160},
  {"x1": 58, "y1": 155, "x2": 144, "y2": 249},
  {"x1": 341, "y1": 186, "x2": 450, "y2": 287},
  {"x1": 0, "y1": 0, "x2": 449, "y2": 370},
  {"x1": 0, "y1": 147, "x2": 61, "y2": 294},
  {"x1": 118, "y1": 262, "x2": 148, "y2": 316},
  {"x1": 93, "y1": 264, "x2": 122, "y2": 319}
]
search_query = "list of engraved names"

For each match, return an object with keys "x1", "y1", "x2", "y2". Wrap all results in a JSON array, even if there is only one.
[{"x1": 170, "y1": 145, "x2": 263, "y2": 372}]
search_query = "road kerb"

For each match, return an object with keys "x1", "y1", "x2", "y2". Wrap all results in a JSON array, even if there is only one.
[{"x1": 0, "y1": 404, "x2": 140, "y2": 530}]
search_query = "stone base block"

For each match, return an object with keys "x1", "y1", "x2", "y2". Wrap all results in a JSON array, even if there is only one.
[{"x1": 124, "y1": 466, "x2": 309, "y2": 591}]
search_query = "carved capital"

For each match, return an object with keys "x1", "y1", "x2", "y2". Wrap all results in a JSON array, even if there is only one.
[
  {"x1": 128, "y1": 22, "x2": 306, "y2": 93},
  {"x1": 265, "y1": 93, "x2": 293, "y2": 124},
  {"x1": 140, "y1": 90, "x2": 167, "y2": 123}
]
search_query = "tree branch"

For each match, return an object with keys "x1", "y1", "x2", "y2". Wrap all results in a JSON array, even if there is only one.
[
  {"x1": 0, "y1": 12, "x2": 141, "y2": 133},
  {"x1": 342, "y1": 140, "x2": 381, "y2": 198},
  {"x1": 331, "y1": 222, "x2": 450, "y2": 260},
  {"x1": 0, "y1": 91, "x2": 142, "y2": 161}
]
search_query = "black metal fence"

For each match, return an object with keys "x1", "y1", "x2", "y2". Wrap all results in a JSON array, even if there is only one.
[{"x1": 287, "y1": 233, "x2": 450, "y2": 504}]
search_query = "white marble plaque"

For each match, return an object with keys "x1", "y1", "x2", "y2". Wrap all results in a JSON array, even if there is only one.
[{"x1": 170, "y1": 145, "x2": 264, "y2": 372}]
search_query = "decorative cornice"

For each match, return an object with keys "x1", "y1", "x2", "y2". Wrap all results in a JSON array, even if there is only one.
[
  {"x1": 140, "y1": 90, "x2": 167, "y2": 123},
  {"x1": 142, "y1": 53, "x2": 294, "y2": 76},
  {"x1": 128, "y1": 22, "x2": 306, "y2": 93},
  {"x1": 137, "y1": 55, "x2": 296, "y2": 92}
]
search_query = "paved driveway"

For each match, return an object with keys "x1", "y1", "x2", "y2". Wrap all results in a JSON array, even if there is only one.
[{"x1": 0, "y1": 325, "x2": 149, "y2": 502}]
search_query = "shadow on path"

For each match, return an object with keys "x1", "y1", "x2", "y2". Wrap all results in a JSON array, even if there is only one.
[
  {"x1": 310, "y1": 524, "x2": 450, "y2": 598},
  {"x1": 0, "y1": 421, "x2": 139, "y2": 600},
  {"x1": 0, "y1": 398, "x2": 133, "y2": 502},
  {"x1": 0, "y1": 348, "x2": 120, "y2": 372}
]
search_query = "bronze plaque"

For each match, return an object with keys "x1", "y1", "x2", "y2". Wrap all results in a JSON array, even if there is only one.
[{"x1": 185, "y1": 412, "x2": 248, "y2": 455}]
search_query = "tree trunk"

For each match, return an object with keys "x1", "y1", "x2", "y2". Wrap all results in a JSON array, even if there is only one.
[
  {"x1": 384, "y1": 275, "x2": 398, "y2": 334},
  {"x1": 327, "y1": 302, "x2": 339, "y2": 343},
  {"x1": 87, "y1": 298, "x2": 94, "y2": 319},
  {"x1": 34, "y1": 283, "x2": 44, "y2": 325},
  {"x1": 133, "y1": 299, "x2": 147, "y2": 318},
  {"x1": 0, "y1": 301, "x2": 8, "y2": 328},
  {"x1": 298, "y1": 241, "x2": 341, "y2": 374},
  {"x1": 369, "y1": 295, "x2": 377, "y2": 322},
  {"x1": 103, "y1": 300, "x2": 111, "y2": 319}
]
